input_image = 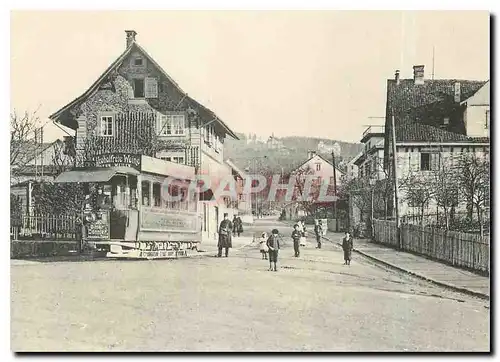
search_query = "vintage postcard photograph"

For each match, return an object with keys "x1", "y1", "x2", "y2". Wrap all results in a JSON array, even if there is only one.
[{"x1": 9, "y1": 10, "x2": 490, "y2": 352}]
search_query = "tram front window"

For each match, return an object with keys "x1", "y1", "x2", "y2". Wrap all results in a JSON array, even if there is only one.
[
  {"x1": 141, "y1": 181, "x2": 150, "y2": 207},
  {"x1": 153, "y1": 183, "x2": 162, "y2": 207}
]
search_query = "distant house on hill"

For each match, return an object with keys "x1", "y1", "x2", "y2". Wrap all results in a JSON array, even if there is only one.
[{"x1": 267, "y1": 133, "x2": 284, "y2": 149}]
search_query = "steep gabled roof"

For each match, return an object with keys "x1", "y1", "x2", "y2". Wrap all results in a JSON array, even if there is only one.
[
  {"x1": 386, "y1": 79, "x2": 487, "y2": 120},
  {"x1": 383, "y1": 75, "x2": 488, "y2": 165},
  {"x1": 49, "y1": 40, "x2": 238, "y2": 139}
]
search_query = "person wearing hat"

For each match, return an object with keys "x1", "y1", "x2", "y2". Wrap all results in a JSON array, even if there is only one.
[
  {"x1": 266, "y1": 229, "x2": 281, "y2": 271},
  {"x1": 291, "y1": 224, "x2": 302, "y2": 257},
  {"x1": 217, "y1": 213, "x2": 233, "y2": 257},
  {"x1": 342, "y1": 230, "x2": 354, "y2": 265}
]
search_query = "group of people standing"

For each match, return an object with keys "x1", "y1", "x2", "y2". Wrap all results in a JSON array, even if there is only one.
[
  {"x1": 219, "y1": 212, "x2": 354, "y2": 267},
  {"x1": 216, "y1": 213, "x2": 244, "y2": 257}
]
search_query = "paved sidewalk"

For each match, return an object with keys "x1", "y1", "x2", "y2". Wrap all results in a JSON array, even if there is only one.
[{"x1": 319, "y1": 229, "x2": 490, "y2": 300}]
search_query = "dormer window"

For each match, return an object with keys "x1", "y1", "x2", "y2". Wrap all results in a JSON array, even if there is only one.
[{"x1": 443, "y1": 117, "x2": 450, "y2": 125}]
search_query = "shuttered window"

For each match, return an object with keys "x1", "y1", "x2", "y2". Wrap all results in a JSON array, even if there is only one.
[
  {"x1": 145, "y1": 77, "x2": 158, "y2": 98},
  {"x1": 158, "y1": 114, "x2": 185, "y2": 136}
]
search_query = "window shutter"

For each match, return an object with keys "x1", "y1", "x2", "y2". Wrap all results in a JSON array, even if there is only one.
[{"x1": 145, "y1": 77, "x2": 158, "y2": 98}]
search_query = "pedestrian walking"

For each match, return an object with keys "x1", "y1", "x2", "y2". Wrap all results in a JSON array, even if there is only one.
[
  {"x1": 298, "y1": 220, "x2": 307, "y2": 246},
  {"x1": 217, "y1": 213, "x2": 233, "y2": 257},
  {"x1": 259, "y1": 232, "x2": 268, "y2": 260},
  {"x1": 314, "y1": 219, "x2": 323, "y2": 249},
  {"x1": 266, "y1": 229, "x2": 280, "y2": 271},
  {"x1": 232, "y1": 215, "x2": 243, "y2": 237},
  {"x1": 342, "y1": 230, "x2": 354, "y2": 265},
  {"x1": 291, "y1": 224, "x2": 302, "y2": 257}
]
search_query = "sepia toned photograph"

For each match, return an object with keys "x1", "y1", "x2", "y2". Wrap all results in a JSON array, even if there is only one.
[{"x1": 9, "y1": 10, "x2": 490, "y2": 352}]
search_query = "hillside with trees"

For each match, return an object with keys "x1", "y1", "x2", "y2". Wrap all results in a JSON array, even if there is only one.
[{"x1": 224, "y1": 133, "x2": 363, "y2": 175}]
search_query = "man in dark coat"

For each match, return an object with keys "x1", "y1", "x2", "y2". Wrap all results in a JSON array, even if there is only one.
[
  {"x1": 267, "y1": 229, "x2": 280, "y2": 271},
  {"x1": 232, "y1": 215, "x2": 243, "y2": 237},
  {"x1": 217, "y1": 213, "x2": 233, "y2": 257},
  {"x1": 342, "y1": 231, "x2": 354, "y2": 265}
]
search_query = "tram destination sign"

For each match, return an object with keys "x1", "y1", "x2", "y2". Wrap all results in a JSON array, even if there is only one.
[
  {"x1": 86, "y1": 219, "x2": 110, "y2": 241},
  {"x1": 86, "y1": 153, "x2": 142, "y2": 169}
]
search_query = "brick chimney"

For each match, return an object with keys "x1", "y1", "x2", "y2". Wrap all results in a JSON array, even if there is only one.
[
  {"x1": 454, "y1": 82, "x2": 461, "y2": 102},
  {"x1": 125, "y1": 30, "x2": 137, "y2": 48},
  {"x1": 395, "y1": 70, "x2": 400, "y2": 85},
  {"x1": 413, "y1": 65, "x2": 425, "y2": 85}
]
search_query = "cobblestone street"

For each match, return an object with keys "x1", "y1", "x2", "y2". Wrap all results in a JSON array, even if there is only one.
[{"x1": 10, "y1": 219, "x2": 489, "y2": 352}]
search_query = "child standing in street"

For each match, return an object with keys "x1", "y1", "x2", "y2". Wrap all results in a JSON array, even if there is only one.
[
  {"x1": 266, "y1": 229, "x2": 281, "y2": 271},
  {"x1": 259, "y1": 232, "x2": 268, "y2": 260},
  {"x1": 291, "y1": 224, "x2": 302, "y2": 257}
]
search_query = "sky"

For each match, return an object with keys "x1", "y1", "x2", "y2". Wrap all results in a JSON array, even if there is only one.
[{"x1": 10, "y1": 10, "x2": 490, "y2": 143}]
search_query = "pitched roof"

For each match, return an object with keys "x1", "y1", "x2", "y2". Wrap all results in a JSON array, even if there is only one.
[
  {"x1": 395, "y1": 123, "x2": 489, "y2": 143},
  {"x1": 49, "y1": 40, "x2": 238, "y2": 140},
  {"x1": 11, "y1": 141, "x2": 58, "y2": 167},
  {"x1": 291, "y1": 153, "x2": 345, "y2": 174},
  {"x1": 383, "y1": 75, "x2": 488, "y2": 164},
  {"x1": 386, "y1": 79, "x2": 487, "y2": 121}
]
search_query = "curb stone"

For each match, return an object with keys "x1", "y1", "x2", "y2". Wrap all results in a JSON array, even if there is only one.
[
  {"x1": 272, "y1": 220, "x2": 489, "y2": 300},
  {"x1": 320, "y1": 233, "x2": 490, "y2": 301}
]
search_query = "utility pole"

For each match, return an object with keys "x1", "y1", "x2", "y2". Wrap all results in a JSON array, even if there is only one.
[
  {"x1": 40, "y1": 126, "x2": 44, "y2": 179},
  {"x1": 390, "y1": 110, "x2": 401, "y2": 249},
  {"x1": 331, "y1": 151, "x2": 338, "y2": 232},
  {"x1": 432, "y1": 46, "x2": 435, "y2": 80},
  {"x1": 34, "y1": 128, "x2": 38, "y2": 182}
]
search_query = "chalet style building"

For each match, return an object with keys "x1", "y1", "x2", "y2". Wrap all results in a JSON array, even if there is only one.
[
  {"x1": 49, "y1": 30, "x2": 240, "y2": 243},
  {"x1": 383, "y1": 65, "x2": 490, "y2": 222}
]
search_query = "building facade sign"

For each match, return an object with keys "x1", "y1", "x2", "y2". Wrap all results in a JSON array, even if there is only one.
[{"x1": 85, "y1": 153, "x2": 141, "y2": 169}]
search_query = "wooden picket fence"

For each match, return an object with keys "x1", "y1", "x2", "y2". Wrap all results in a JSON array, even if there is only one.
[
  {"x1": 10, "y1": 214, "x2": 80, "y2": 241},
  {"x1": 373, "y1": 219, "x2": 490, "y2": 274}
]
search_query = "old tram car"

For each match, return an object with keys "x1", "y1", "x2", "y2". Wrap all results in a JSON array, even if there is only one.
[{"x1": 55, "y1": 153, "x2": 202, "y2": 259}]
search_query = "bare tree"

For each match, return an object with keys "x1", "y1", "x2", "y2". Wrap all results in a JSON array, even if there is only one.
[
  {"x1": 51, "y1": 140, "x2": 75, "y2": 175},
  {"x1": 456, "y1": 152, "x2": 490, "y2": 236},
  {"x1": 10, "y1": 108, "x2": 41, "y2": 167},
  {"x1": 400, "y1": 171, "x2": 434, "y2": 226},
  {"x1": 292, "y1": 165, "x2": 322, "y2": 216},
  {"x1": 340, "y1": 177, "x2": 372, "y2": 225},
  {"x1": 432, "y1": 153, "x2": 461, "y2": 230}
]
